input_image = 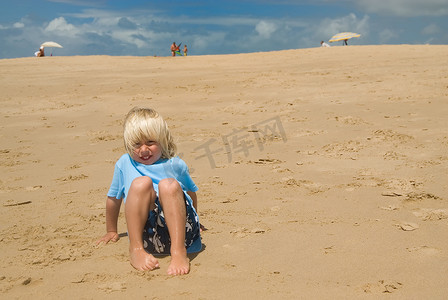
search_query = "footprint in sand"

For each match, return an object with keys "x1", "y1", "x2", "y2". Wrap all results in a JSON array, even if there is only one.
[
  {"x1": 56, "y1": 174, "x2": 88, "y2": 182},
  {"x1": 384, "y1": 179, "x2": 423, "y2": 193},
  {"x1": 279, "y1": 177, "x2": 329, "y2": 194},
  {"x1": 294, "y1": 129, "x2": 326, "y2": 137},
  {"x1": 0, "y1": 149, "x2": 29, "y2": 167},
  {"x1": 25, "y1": 185, "x2": 42, "y2": 191},
  {"x1": 396, "y1": 222, "x2": 419, "y2": 231},
  {"x1": 404, "y1": 192, "x2": 441, "y2": 202},
  {"x1": 66, "y1": 164, "x2": 82, "y2": 170},
  {"x1": 372, "y1": 129, "x2": 414, "y2": 143},
  {"x1": 249, "y1": 158, "x2": 283, "y2": 165},
  {"x1": 64, "y1": 121, "x2": 77, "y2": 128},
  {"x1": 362, "y1": 280, "x2": 403, "y2": 294},
  {"x1": 98, "y1": 282, "x2": 127, "y2": 293},
  {"x1": 88, "y1": 131, "x2": 120, "y2": 143},
  {"x1": 333, "y1": 115, "x2": 369, "y2": 125},
  {"x1": 230, "y1": 227, "x2": 267, "y2": 238},
  {"x1": 322, "y1": 140, "x2": 364, "y2": 159},
  {"x1": 383, "y1": 151, "x2": 407, "y2": 160},
  {"x1": 379, "y1": 204, "x2": 400, "y2": 211},
  {"x1": 412, "y1": 208, "x2": 448, "y2": 221},
  {"x1": 406, "y1": 246, "x2": 440, "y2": 256}
]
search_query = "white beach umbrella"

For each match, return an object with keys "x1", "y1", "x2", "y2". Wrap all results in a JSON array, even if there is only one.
[
  {"x1": 40, "y1": 41, "x2": 63, "y2": 48},
  {"x1": 329, "y1": 32, "x2": 360, "y2": 45}
]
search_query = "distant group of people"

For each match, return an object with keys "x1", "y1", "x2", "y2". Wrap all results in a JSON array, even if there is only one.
[
  {"x1": 34, "y1": 39, "x2": 346, "y2": 58},
  {"x1": 35, "y1": 47, "x2": 45, "y2": 57},
  {"x1": 171, "y1": 42, "x2": 187, "y2": 57},
  {"x1": 320, "y1": 39, "x2": 348, "y2": 47}
]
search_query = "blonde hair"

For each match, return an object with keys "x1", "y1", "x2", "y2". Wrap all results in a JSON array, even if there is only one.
[{"x1": 123, "y1": 107, "x2": 177, "y2": 159}]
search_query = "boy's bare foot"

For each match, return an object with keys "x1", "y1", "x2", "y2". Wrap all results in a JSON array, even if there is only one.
[
  {"x1": 130, "y1": 247, "x2": 159, "y2": 271},
  {"x1": 167, "y1": 249, "x2": 190, "y2": 275}
]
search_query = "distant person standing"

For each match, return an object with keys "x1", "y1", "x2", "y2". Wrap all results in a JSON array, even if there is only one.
[
  {"x1": 320, "y1": 41, "x2": 330, "y2": 47},
  {"x1": 183, "y1": 45, "x2": 188, "y2": 56},
  {"x1": 171, "y1": 42, "x2": 178, "y2": 57}
]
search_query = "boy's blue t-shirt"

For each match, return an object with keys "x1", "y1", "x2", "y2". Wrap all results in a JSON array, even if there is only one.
[{"x1": 107, "y1": 154, "x2": 198, "y2": 204}]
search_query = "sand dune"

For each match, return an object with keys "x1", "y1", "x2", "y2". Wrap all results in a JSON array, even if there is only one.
[{"x1": 1, "y1": 45, "x2": 447, "y2": 299}]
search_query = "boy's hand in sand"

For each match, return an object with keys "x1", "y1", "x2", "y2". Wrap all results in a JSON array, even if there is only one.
[{"x1": 96, "y1": 232, "x2": 119, "y2": 245}]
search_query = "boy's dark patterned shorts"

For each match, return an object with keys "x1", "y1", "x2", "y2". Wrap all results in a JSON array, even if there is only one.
[{"x1": 142, "y1": 193, "x2": 201, "y2": 255}]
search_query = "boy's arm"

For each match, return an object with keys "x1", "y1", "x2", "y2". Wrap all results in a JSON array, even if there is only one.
[
  {"x1": 187, "y1": 191, "x2": 206, "y2": 231},
  {"x1": 187, "y1": 191, "x2": 197, "y2": 211},
  {"x1": 96, "y1": 196, "x2": 123, "y2": 245}
]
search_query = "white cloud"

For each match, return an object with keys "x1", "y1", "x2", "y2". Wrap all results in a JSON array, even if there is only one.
[
  {"x1": 421, "y1": 24, "x2": 441, "y2": 35},
  {"x1": 315, "y1": 13, "x2": 369, "y2": 40},
  {"x1": 192, "y1": 32, "x2": 227, "y2": 52},
  {"x1": 355, "y1": 0, "x2": 448, "y2": 17},
  {"x1": 182, "y1": 17, "x2": 255, "y2": 27},
  {"x1": 13, "y1": 22, "x2": 25, "y2": 28},
  {"x1": 47, "y1": 0, "x2": 106, "y2": 6},
  {"x1": 255, "y1": 21, "x2": 278, "y2": 38},
  {"x1": 45, "y1": 17, "x2": 79, "y2": 36},
  {"x1": 110, "y1": 30, "x2": 148, "y2": 49},
  {"x1": 0, "y1": 22, "x2": 25, "y2": 30},
  {"x1": 378, "y1": 29, "x2": 399, "y2": 43},
  {"x1": 1, "y1": 1, "x2": 445, "y2": 58}
]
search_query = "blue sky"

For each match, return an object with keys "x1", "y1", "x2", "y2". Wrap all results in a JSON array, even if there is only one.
[{"x1": 1, "y1": 0, "x2": 447, "y2": 58}]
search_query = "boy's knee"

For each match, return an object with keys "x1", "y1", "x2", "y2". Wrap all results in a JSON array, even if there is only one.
[
  {"x1": 130, "y1": 176, "x2": 154, "y2": 192},
  {"x1": 159, "y1": 178, "x2": 181, "y2": 194}
]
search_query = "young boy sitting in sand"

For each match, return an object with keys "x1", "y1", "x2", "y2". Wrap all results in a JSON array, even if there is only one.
[{"x1": 96, "y1": 107, "x2": 201, "y2": 275}]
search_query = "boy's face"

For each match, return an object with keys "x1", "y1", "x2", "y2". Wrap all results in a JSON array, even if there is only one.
[{"x1": 131, "y1": 140, "x2": 162, "y2": 165}]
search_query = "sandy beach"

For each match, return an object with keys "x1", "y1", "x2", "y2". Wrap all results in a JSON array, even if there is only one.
[{"x1": 1, "y1": 45, "x2": 447, "y2": 299}]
